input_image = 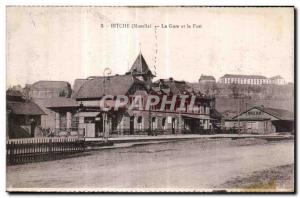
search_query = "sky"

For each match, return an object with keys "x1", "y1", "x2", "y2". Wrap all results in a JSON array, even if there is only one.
[{"x1": 6, "y1": 7, "x2": 294, "y2": 88}]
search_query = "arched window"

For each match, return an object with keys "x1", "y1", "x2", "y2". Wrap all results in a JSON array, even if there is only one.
[
  {"x1": 152, "y1": 117, "x2": 156, "y2": 122},
  {"x1": 137, "y1": 116, "x2": 143, "y2": 130},
  {"x1": 137, "y1": 116, "x2": 142, "y2": 123}
]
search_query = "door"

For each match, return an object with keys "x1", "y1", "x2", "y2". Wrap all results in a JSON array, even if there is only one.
[
  {"x1": 95, "y1": 116, "x2": 103, "y2": 137},
  {"x1": 130, "y1": 116, "x2": 134, "y2": 135},
  {"x1": 86, "y1": 123, "x2": 95, "y2": 137},
  {"x1": 172, "y1": 118, "x2": 175, "y2": 134}
]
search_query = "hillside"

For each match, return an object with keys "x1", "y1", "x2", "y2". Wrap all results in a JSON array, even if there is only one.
[{"x1": 188, "y1": 82, "x2": 294, "y2": 118}]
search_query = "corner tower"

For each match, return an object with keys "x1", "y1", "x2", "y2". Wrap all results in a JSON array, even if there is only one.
[{"x1": 129, "y1": 52, "x2": 155, "y2": 84}]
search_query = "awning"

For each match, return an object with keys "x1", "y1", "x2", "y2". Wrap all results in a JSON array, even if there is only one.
[
  {"x1": 182, "y1": 114, "x2": 213, "y2": 120},
  {"x1": 182, "y1": 115, "x2": 198, "y2": 119},
  {"x1": 74, "y1": 112, "x2": 100, "y2": 117}
]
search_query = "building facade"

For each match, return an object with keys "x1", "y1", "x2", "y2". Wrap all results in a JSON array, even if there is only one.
[
  {"x1": 27, "y1": 81, "x2": 72, "y2": 98},
  {"x1": 199, "y1": 74, "x2": 216, "y2": 84},
  {"x1": 219, "y1": 74, "x2": 270, "y2": 85},
  {"x1": 26, "y1": 80, "x2": 77, "y2": 131},
  {"x1": 71, "y1": 53, "x2": 217, "y2": 137},
  {"x1": 219, "y1": 74, "x2": 287, "y2": 85},
  {"x1": 269, "y1": 75, "x2": 286, "y2": 85},
  {"x1": 13, "y1": 53, "x2": 217, "y2": 138}
]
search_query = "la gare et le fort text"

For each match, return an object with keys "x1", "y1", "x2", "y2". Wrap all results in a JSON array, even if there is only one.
[{"x1": 109, "y1": 23, "x2": 202, "y2": 29}]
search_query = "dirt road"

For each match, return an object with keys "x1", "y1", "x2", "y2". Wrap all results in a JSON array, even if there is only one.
[{"x1": 7, "y1": 138, "x2": 294, "y2": 192}]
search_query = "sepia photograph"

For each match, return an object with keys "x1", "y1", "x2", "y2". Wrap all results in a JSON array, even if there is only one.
[{"x1": 5, "y1": 6, "x2": 295, "y2": 193}]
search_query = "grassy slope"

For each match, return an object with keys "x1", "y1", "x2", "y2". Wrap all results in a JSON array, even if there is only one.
[{"x1": 219, "y1": 164, "x2": 294, "y2": 192}]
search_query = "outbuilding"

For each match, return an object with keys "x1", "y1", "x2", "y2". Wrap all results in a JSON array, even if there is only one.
[
  {"x1": 224, "y1": 106, "x2": 294, "y2": 134},
  {"x1": 7, "y1": 90, "x2": 45, "y2": 138}
]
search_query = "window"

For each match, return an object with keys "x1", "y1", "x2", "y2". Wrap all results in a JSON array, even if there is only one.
[
  {"x1": 72, "y1": 117, "x2": 79, "y2": 128},
  {"x1": 151, "y1": 117, "x2": 157, "y2": 130},
  {"x1": 162, "y1": 118, "x2": 166, "y2": 127},
  {"x1": 200, "y1": 106, "x2": 204, "y2": 114},
  {"x1": 205, "y1": 107, "x2": 210, "y2": 115},
  {"x1": 59, "y1": 90, "x2": 67, "y2": 97},
  {"x1": 47, "y1": 91, "x2": 53, "y2": 98},
  {"x1": 59, "y1": 112, "x2": 67, "y2": 128},
  {"x1": 193, "y1": 106, "x2": 200, "y2": 114},
  {"x1": 137, "y1": 116, "x2": 142, "y2": 123},
  {"x1": 264, "y1": 121, "x2": 268, "y2": 130},
  {"x1": 247, "y1": 121, "x2": 258, "y2": 130}
]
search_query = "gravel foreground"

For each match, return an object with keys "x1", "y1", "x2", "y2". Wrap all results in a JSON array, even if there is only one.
[{"x1": 219, "y1": 164, "x2": 294, "y2": 192}]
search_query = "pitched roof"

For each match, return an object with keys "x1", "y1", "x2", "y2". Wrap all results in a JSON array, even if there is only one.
[
  {"x1": 129, "y1": 53, "x2": 154, "y2": 76},
  {"x1": 33, "y1": 98, "x2": 78, "y2": 108},
  {"x1": 74, "y1": 74, "x2": 139, "y2": 99},
  {"x1": 270, "y1": 75, "x2": 284, "y2": 80},
  {"x1": 233, "y1": 106, "x2": 294, "y2": 120},
  {"x1": 199, "y1": 75, "x2": 216, "y2": 81},
  {"x1": 225, "y1": 118, "x2": 271, "y2": 121},
  {"x1": 156, "y1": 79, "x2": 191, "y2": 94},
  {"x1": 220, "y1": 74, "x2": 267, "y2": 79},
  {"x1": 31, "y1": 81, "x2": 71, "y2": 90},
  {"x1": 72, "y1": 79, "x2": 89, "y2": 98},
  {"x1": 7, "y1": 101, "x2": 45, "y2": 115},
  {"x1": 258, "y1": 107, "x2": 294, "y2": 120}
]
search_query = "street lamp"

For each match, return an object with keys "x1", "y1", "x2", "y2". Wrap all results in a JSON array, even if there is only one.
[{"x1": 102, "y1": 67, "x2": 112, "y2": 142}]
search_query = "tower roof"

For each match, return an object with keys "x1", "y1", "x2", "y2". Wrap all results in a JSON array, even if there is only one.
[{"x1": 129, "y1": 53, "x2": 155, "y2": 77}]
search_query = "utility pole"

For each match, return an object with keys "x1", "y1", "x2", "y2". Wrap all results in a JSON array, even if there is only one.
[
  {"x1": 237, "y1": 97, "x2": 240, "y2": 135},
  {"x1": 148, "y1": 106, "x2": 152, "y2": 136}
]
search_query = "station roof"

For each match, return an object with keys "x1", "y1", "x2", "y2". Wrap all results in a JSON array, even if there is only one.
[
  {"x1": 34, "y1": 97, "x2": 78, "y2": 108},
  {"x1": 232, "y1": 106, "x2": 294, "y2": 121},
  {"x1": 31, "y1": 80, "x2": 71, "y2": 90},
  {"x1": 7, "y1": 101, "x2": 46, "y2": 115},
  {"x1": 73, "y1": 74, "x2": 145, "y2": 100}
]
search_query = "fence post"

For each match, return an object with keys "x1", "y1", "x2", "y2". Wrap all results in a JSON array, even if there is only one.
[
  {"x1": 7, "y1": 141, "x2": 10, "y2": 165},
  {"x1": 49, "y1": 138, "x2": 52, "y2": 160},
  {"x1": 7, "y1": 137, "x2": 86, "y2": 165},
  {"x1": 11, "y1": 142, "x2": 15, "y2": 165}
]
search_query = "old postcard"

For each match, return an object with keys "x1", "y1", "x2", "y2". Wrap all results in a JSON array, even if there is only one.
[{"x1": 6, "y1": 6, "x2": 295, "y2": 193}]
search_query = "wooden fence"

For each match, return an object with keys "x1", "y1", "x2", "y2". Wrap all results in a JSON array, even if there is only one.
[{"x1": 6, "y1": 137, "x2": 85, "y2": 165}]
